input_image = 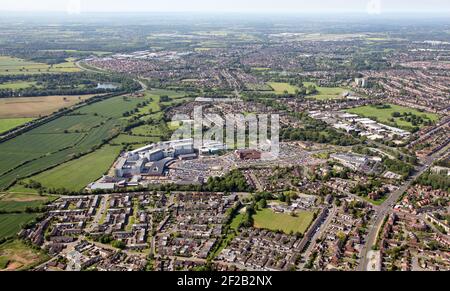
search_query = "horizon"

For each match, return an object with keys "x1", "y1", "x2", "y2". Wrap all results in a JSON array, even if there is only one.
[{"x1": 1, "y1": 0, "x2": 450, "y2": 15}]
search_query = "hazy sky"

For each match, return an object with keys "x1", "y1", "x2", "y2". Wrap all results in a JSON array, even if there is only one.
[{"x1": 1, "y1": 0, "x2": 449, "y2": 14}]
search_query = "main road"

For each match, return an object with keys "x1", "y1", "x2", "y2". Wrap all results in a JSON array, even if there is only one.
[{"x1": 357, "y1": 145, "x2": 448, "y2": 271}]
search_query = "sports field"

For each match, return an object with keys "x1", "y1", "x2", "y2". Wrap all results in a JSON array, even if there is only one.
[
  {"x1": 27, "y1": 145, "x2": 121, "y2": 191},
  {"x1": 0, "y1": 56, "x2": 80, "y2": 75},
  {"x1": 0, "y1": 118, "x2": 34, "y2": 134},
  {"x1": 253, "y1": 208, "x2": 316, "y2": 234},
  {"x1": 346, "y1": 104, "x2": 438, "y2": 130},
  {"x1": 303, "y1": 82, "x2": 347, "y2": 100},
  {"x1": 267, "y1": 82, "x2": 299, "y2": 94},
  {"x1": 0, "y1": 95, "x2": 98, "y2": 118}
]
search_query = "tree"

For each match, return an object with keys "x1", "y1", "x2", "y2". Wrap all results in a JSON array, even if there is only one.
[{"x1": 112, "y1": 240, "x2": 126, "y2": 249}]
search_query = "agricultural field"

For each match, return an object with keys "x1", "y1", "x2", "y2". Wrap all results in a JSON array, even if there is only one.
[
  {"x1": 0, "y1": 213, "x2": 38, "y2": 239},
  {"x1": 303, "y1": 82, "x2": 347, "y2": 100},
  {"x1": 31, "y1": 114, "x2": 106, "y2": 134},
  {"x1": 0, "y1": 81, "x2": 38, "y2": 90},
  {"x1": 253, "y1": 208, "x2": 316, "y2": 235},
  {"x1": 3, "y1": 184, "x2": 39, "y2": 195},
  {"x1": 131, "y1": 124, "x2": 167, "y2": 137},
  {"x1": 0, "y1": 193, "x2": 54, "y2": 212},
  {"x1": 0, "y1": 89, "x2": 190, "y2": 190},
  {"x1": 0, "y1": 95, "x2": 98, "y2": 118},
  {"x1": 25, "y1": 145, "x2": 121, "y2": 191},
  {"x1": 267, "y1": 82, "x2": 299, "y2": 94},
  {"x1": 110, "y1": 134, "x2": 158, "y2": 145},
  {"x1": 75, "y1": 95, "x2": 152, "y2": 118},
  {"x1": 346, "y1": 104, "x2": 439, "y2": 130},
  {"x1": 0, "y1": 118, "x2": 34, "y2": 134},
  {"x1": 0, "y1": 56, "x2": 80, "y2": 75},
  {"x1": 0, "y1": 114, "x2": 122, "y2": 190},
  {"x1": 0, "y1": 240, "x2": 49, "y2": 271}
]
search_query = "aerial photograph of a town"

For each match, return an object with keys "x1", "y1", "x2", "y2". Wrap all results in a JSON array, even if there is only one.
[{"x1": 0, "y1": 0, "x2": 448, "y2": 277}]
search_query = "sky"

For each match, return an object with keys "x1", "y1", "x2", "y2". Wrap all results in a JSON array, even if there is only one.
[{"x1": 0, "y1": 0, "x2": 449, "y2": 14}]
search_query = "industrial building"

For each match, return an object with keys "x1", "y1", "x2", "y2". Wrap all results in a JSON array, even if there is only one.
[{"x1": 114, "y1": 139, "x2": 195, "y2": 178}]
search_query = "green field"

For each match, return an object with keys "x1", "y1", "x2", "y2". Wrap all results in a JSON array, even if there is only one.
[
  {"x1": 0, "y1": 89, "x2": 189, "y2": 190},
  {"x1": 0, "y1": 113, "x2": 122, "y2": 190},
  {"x1": 131, "y1": 124, "x2": 166, "y2": 137},
  {"x1": 0, "y1": 81, "x2": 38, "y2": 90},
  {"x1": 253, "y1": 208, "x2": 316, "y2": 234},
  {"x1": 4, "y1": 184, "x2": 40, "y2": 195},
  {"x1": 0, "y1": 213, "x2": 38, "y2": 239},
  {"x1": 0, "y1": 240, "x2": 49, "y2": 271},
  {"x1": 0, "y1": 56, "x2": 80, "y2": 75},
  {"x1": 230, "y1": 213, "x2": 245, "y2": 230},
  {"x1": 26, "y1": 145, "x2": 121, "y2": 191},
  {"x1": 0, "y1": 193, "x2": 54, "y2": 212},
  {"x1": 267, "y1": 82, "x2": 299, "y2": 94},
  {"x1": 0, "y1": 118, "x2": 34, "y2": 134},
  {"x1": 31, "y1": 114, "x2": 106, "y2": 134},
  {"x1": 75, "y1": 95, "x2": 152, "y2": 118},
  {"x1": 346, "y1": 104, "x2": 439, "y2": 131},
  {"x1": 303, "y1": 82, "x2": 347, "y2": 100},
  {"x1": 111, "y1": 134, "x2": 159, "y2": 145}
]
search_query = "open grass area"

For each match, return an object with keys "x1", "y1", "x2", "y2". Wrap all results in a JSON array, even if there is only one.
[
  {"x1": 253, "y1": 208, "x2": 316, "y2": 235},
  {"x1": 0, "y1": 118, "x2": 34, "y2": 134},
  {"x1": 303, "y1": 82, "x2": 347, "y2": 100},
  {"x1": 0, "y1": 95, "x2": 98, "y2": 118},
  {"x1": 75, "y1": 95, "x2": 152, "y2": 118},
  {"x1": 110, "y1": 134, "x2": 158, "y2": 145},
  {"x1": 0, "y1": 114, "x2": 122, "y2": 190},
  {"x1": 230, "y1": 213, "x2": 245, "y2": 230},
  {"x1": 0, "y1": 81, "x2": 38, "y2": 90},
  {"x1": 26, "y1": 145, "x2": 121, "y2": 191},
  {"x1": 0, "y1": 56, "x2": 80, "y2": 75},
  {"x1": 0, "y1": 240, "x2": 49, "y2": 271},
  {"x1": 0, "y1": 213, "x2": 38, "y2": 239},
  {"x1": 0, "y1": 193, "x2": 53, "y2": 212},
  {"x1": 267, "y1": 82, "x2": 299, "y2": 94},
  {"x1": 4, "y1": 184, "x2": 40, "y2": 195},
  {"x1": 131, "y1": 124, "x2": 167, "y2": 137},
  {"x1": 346, "y1": 104, "x2": 439, "y2": 131}
]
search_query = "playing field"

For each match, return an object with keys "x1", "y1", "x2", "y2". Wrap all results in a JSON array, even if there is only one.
[
  {"x1": 0, "y1": 56, "x2": 80, "y2": 75},
  {"x1": 0, "y1": 118, "x2": 34, "y2": 134},
  {"x1": 303, "y1": 82, "x2": 347, "y2": 100},
  {"x1": 346, "y1": 104, "x2": 439, "y2": 130},
  {"x1": 0, "y1": 213, "x2": 38, "y2": 239},
  {"x1": 267, "y1": 82, "x2": 299, "y2": 94},
  {"x1": 26, "y1": 145, "x2": 121, "y2": 191},
  {"x1": 0, "y1": 240, "x2": 49, "y2": 271},
  {"x1": 0, "y1": 95, "x2": 98, "y2": 118},
  {"x1": 253, "y1": 208, "x2": 316, "y2": 234}
]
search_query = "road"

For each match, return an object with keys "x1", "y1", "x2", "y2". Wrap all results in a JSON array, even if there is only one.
[
  {"x1": 76, "y1": 60, "x2": 147, "y2": 92},
  {"x1": 299, "y1": 205, "x2": 337, "y2": 269},
  {"x1": 357, "y1": 146, "x2": 448, "y2": 271}
]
